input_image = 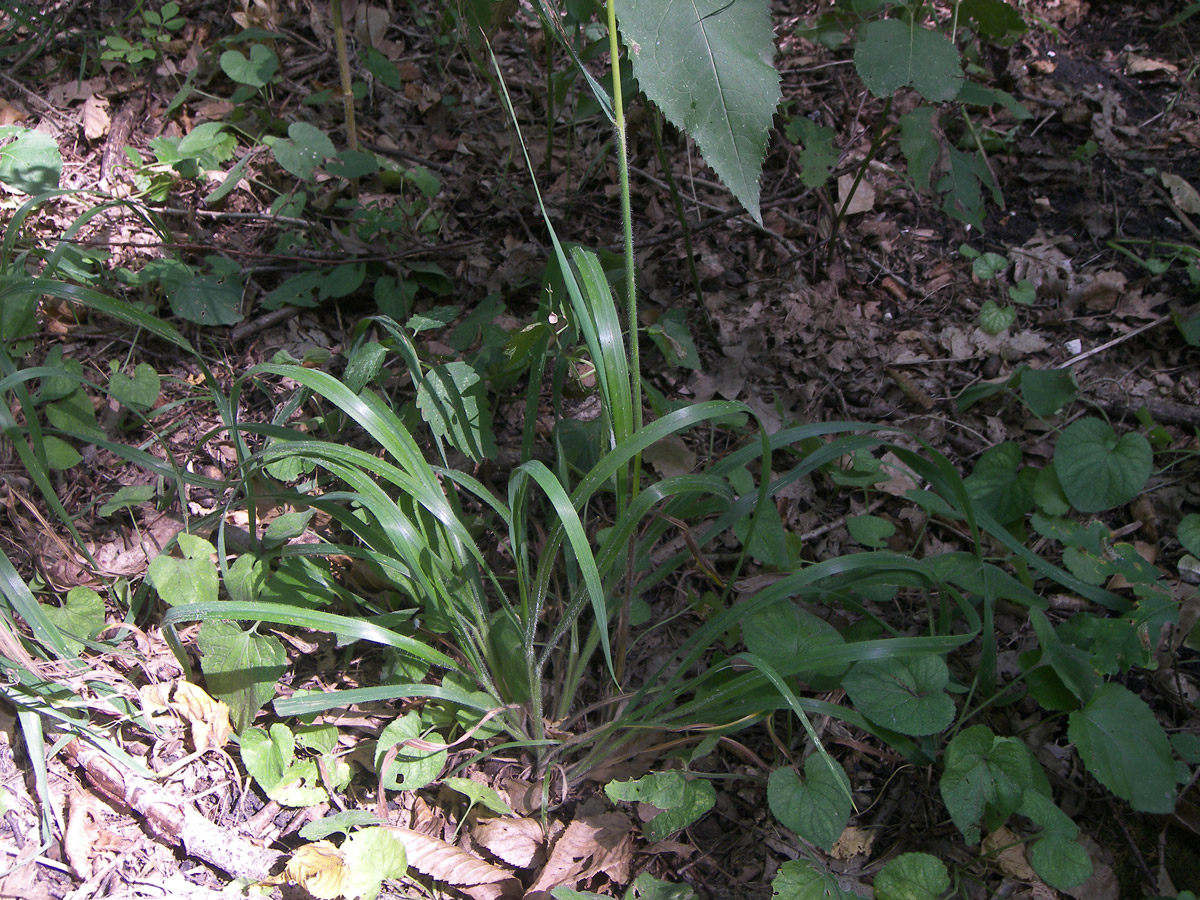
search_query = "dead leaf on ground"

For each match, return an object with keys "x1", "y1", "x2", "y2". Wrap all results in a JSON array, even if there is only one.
[
  {"x1": 474, "y1": 817, "x2": 545, "y2": 869},
  {"x1": 982, "y1": 826, "x2": 1037, "y2": 882},
  {"x1": 0, "y1": 99, "x2": 27, "y2": 126},
  {"x1": 525, "y1": 812, "x2": 633, "y2": 897},
  {"x1": 81, "y1": 95, "x2": 110, "y2": 142},
  {"x1": 642, "y1": 434, "x2": 696, "y2": 479},
  {"x1": 837, "y1": 173, "x2": 877, "y2": 216},
  {"x1": 1162, "y1": 172, "x2": 1200, "y2": 215},
  {"x1": 386, "y1": 826, "x2": 520, "y2": 898}
]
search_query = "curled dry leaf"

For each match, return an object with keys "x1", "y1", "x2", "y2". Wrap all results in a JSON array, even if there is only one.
[
  {"x1": 385, "y1": 826, "x2": 520, "y2": 898},
  {"x1": 982, "y1": 825, "x2": 1037, "y2": 882},
  {"x1": 525, "y1": 812, "x2": 633, "y2": 897},
  {"x1": 81, "y1": 95, "x2": 110, "y2": 142},
  {"x1": 473, "y1": 817, "x2": 545, "y2": 869}
]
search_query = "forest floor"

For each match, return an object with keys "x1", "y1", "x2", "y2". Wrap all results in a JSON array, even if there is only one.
[{"x1": 0, "y1": 0, "x2": 1199, "y2": 898}]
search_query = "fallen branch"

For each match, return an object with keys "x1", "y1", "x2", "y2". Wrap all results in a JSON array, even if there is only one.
[{"x1": 63, "y1": 740, "x2": 283, "y2": 882}]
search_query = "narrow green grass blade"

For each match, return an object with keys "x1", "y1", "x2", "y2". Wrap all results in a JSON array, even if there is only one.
[{"x1": 161, "y1": 601, "x2": 460, "y2": 671}]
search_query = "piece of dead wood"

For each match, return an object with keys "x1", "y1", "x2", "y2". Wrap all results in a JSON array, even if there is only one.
[{"x1": 62, "y1": 739, "x2": 283, "y2": 882}]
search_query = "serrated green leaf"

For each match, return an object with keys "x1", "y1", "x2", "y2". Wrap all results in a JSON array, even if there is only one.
[
  {"x1": 1054, "y1": 418, "x2": 1152, "y2": 513},
  {"x1": 973, "y1": 252, "x2": 1009, "y2": 280},
  {"x1": 375, "y1": 713, "x2": 447, "y2": 791},
  {"x1": 965, "y1": 442, "x2": 1034, "y2": 523},
  {"x1": 646, "y1": 308, "x2": 700, "y2": 369},
  {"x1": 39, "y1": 586, "x2": 105, "y2": 656},
  {"x1": 344, "y1": 342, "x2": 388, "y2": 393},
  {"x1": 342, "y1": 827, "x2": 407, "y2": 900},
  {"x1": 197, "y1": 620, "x2": 286, "y2": 733},
  {"x1": 939, "y1": 725, "x2": 1033, "y2": 844},
  {"x1": 1067, "y1": 683, "x2": 1175, "y2": 813},
  {"x1": 786, "y1": 117, "x2": 838, "y2": 189},
  {"x1": 98, "y1": 484, "x2": 156, "y2": 517},
  {"x1": 854, "y1": 19, "x2": 963, "y2": 102},
  {"x1": 874, "y1": 852, "x2": 950, "y2": 900},
  {"x1": 843, "y1": 655, "x2": 954, "y2": 736},
  {"x1": 148, "y1": 534, "x2": 218, "y2": 607},
  {"x1": 617, "y1": 0, "x2": 781, "y2": 224},
  {"x1": 225, "y1": 553, "x2": 266, "y2": 605},
  {"x1": 767, "y1": 755, "x2": 852, "y2": 851}
]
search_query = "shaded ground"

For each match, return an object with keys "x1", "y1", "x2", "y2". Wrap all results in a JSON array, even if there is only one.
[{"x1": 0, "y1": 0, "x2": 1198, "y2": 898}]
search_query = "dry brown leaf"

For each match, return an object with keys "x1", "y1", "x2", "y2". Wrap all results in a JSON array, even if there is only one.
[
  {"x1": 259, "y1": 841, "x2": 348, "y2": 900},
  {"x1": 983, "y1": 826, "x2": 1037, "y2": 882},
  {"x1": 386, "y1": 826, "x2": 517, "y2": 887},
  {"x1": 355, "y1": 4, "x2": 390, "y2": 49},
  {"x1": 642, "y1": 434, "x2": 696, "y2": 479},
  {"x1": 170, "y1": 680, "x2": 232, "y2": 751},
  {"x1": 830, "y1": 824, "x2": 876, "y2": 859},
  {"x1": 65, "y1": 792, "x2": 101, "y2": 879},
  {"x1": 837, "y1": 173, "x2": 877, "y2": 216},
  {"x1": 0, "y1": 99, "x2": 26, "y2": 127},
  {"x1": 474, "y1": 818, "x2": 545, "y2": 869},
  {"x1": 81, "y1": 95, "x2": 110, "y2": 142},
  {"x1": 1065, "y1": 835, "x2": 1118, "y2": 900},
  {"x1": 1162, "y1": 172, "x2": 1200, "y2": 215},
  {"x1": 525, "y1": 812, "x2": 633, "y2": 896},
  {"x1": 1127, "y1": 53, "x2": 1178, "y2": 76}
]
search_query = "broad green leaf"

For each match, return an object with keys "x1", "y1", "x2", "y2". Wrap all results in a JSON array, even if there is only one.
[
  {"x1": 939, "y1": 725, "x2": 1033, "y2": 844},
  {"x1": 197, "y1": 620, "x2": 286, "y2": 733},
  {"x1": 295, "y1": 724, "x2": 340, "y2": 754},
  {"x1": 300, "y1": 810, "x2": 385, "y2": 841},
  {"x1": 443, "y1": 776, "x2": 515, "y2": 816},
  {"x1": 326, "y1": 149, "x2": 380, "y2": 179},
  {"x1": 225, "y1": 553, "x2": 267, "y2": 605},
  {"x1": 240, "y1": 724, "x2": 338, "y2": 807},
  {"x1": 148, "y1": 533, "x2": 218, "y2": 607},
  {"x1": 853, "y1": 19, "x2": 963, "y2": 102},
  {"x1": 319, "y1": 263, "x2": 365, "y2": 299},
  {"x1": 43, "y1": 436, "x2": 81, "y2": 471},
  {"x1": 617, "y1": 0, "x2": 782, "y2": 224},
  {"x1": 108, "y1": 362, "x2": 161, "y2": 411},
  {"x1": 39, "y1": 586, "x2": 105, "y2": 656},
  {"x1": 604, "y1": 771, "x2": 717, "y2": 841},
  {"x1": 99, "y1": 484, "x2": 156, "y2": 517},
  {"x1": 1176, "y1": 514, "x2": 1200, "y2": 557},
  {"x1": 767, "y1": 755, "x2": 852, "y2": 851},
  {"x1": 1030, "y1": 835, "x2": 1092, "y2": 890},
  {"x1": 972, "y1": 253, "x2": 1009, "y2": 280},
  {"x1": 220, "y1": 44, "x2": 279, "y2": 87},
  {"x1": 342, "y1": 827, "x2": 407, "y2": 900},
  {"x1": 271, "y1": 121, "x2": 336, "y2": 181},
  {"x1": 1067, "y1": 683, "x2": 1175, "y2": 813},
  {"x1": 842, "y1": 655, "x2": 954, "y2": 736},
  {"x1": 416, "y1": 361, "x2": 497, "y2": 463},
  {"x1": 0, "y1": 126, "x2": 61, "y2": 194},
  {"x1": 898, "y1": 106, "x2": 938, "y2": 192},
  {"x1": 1019, "y1": 367, "x2": 1076, "y2": 417},
  {"x1": 375, "y1": 713, "x2": 447, "y2": 791},
  {"x1": 785, "y1": 117, "x2": 838, "y2": 189},
  {"x1": 344, "y1": 341, "x2": 388, "y2": 393},
  {"x1": 1054, "y1": 418, "x2": 1152, "y2": 512},
  {"x1": 978, "y1": 299, "x2": 1016, "y2": 335},
  {"x1": 646, "y1": 308, "x2": 701, "y2": 370},
  {"x1": 847, "y1": 514, "x2": 895, "y2": 549},
  {"x1": 46, "y1": 386, "x2": 103, "y2": 441},
  {"x1": 1008, "y1": 279, "x2": 1037, "y2": 305},
  {"x1": 743, "y1": 600, "x2": 846, "y2": 678},
  {"x1": 264, "y1": 509, "x2": 315, "y2": 544},
  {"x1": 960, "y1": 0, "x2": 1027, "y2": 40},
  {"x1": 771, "y1": 858, "x2": 867, "y2": 900},
  {"x1": 177, "y1": 122, "x2": 231, "y2": 159},
  {"x1": 170, "y1": 273, "x2": 244, "y2": 325},
  {"x1": 874, "y1": 852, "x2": 950, "y2": 900},
  {"x1": 965, "y1": 442, "x2": 1034, "y2": 524},
  {"x1": 628, "y1": 873, "x2": 699, "y2": 900}
]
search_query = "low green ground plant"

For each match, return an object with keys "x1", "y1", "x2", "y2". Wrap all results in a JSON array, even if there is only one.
[{"x1": 0, "y1": 2, "x2": 1197, "y2": 898}]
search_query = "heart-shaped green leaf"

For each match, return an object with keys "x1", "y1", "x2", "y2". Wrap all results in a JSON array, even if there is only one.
[
  {"x1": 768, "y1": 754, "x2": 852, "y2": 851},
  {"x1": 1054, "y1": 418, "x2": 1152, "y2": 512}
]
